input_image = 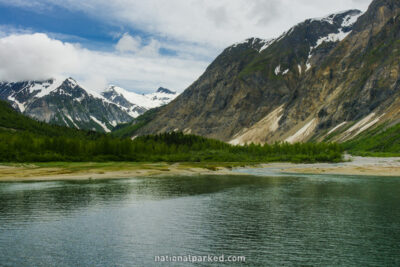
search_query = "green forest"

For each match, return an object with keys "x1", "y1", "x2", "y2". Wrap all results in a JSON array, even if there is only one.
[
  {"x1": 0, "y1": 100, "x2": 344, "y2": 163},
  {"x1": 0, "y1": 130, "x2": 344, "y2": 163}
]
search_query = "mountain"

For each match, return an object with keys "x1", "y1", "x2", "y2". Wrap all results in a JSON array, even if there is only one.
[
  {"x1": 130, "y1": 0, "x2": 400, "y2": 145},
  {"x1": 101, "y1": 85, "x2": 177, "y2": 118},
  {"x1": 0, "y1": 98, "x2": 98, "y2": 138},
  {"x1": 0, "y1": 78, "x2": 177, "y2": 133},
  {"x1": 155, "y1": 87, "x2": 175, "y2": 94},
  {"x1": 0, "y1": 78, "x2": 132, "y2": 132}
]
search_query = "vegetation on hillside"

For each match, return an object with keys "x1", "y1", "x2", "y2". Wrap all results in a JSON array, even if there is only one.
[
  {"x1": 0, "y1": 100, "x2": 102, "y2": 139},
  {"x1": 343, "y1": 123, "x2": 400, "y2": 156},
  {"x1": 0, "y1": 100, "x2": 343, "y2": 163}
]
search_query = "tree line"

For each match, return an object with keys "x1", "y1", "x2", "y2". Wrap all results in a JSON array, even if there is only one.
[
  {"x1": 0, "y1": 100, "x2": 344, "y2": 163},
  {"x1": 0, "y1": 131, "x2": 343, "y2": 163}
]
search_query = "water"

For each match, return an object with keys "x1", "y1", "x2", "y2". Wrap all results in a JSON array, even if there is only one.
[{"x1": 1, "y1": 174, "x2": 400, "y2": 266}]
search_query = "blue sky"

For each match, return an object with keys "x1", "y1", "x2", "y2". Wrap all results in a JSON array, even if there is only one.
[
  {"x1": 0, "y1": 3, "x2": 179, "y2": 55},
  {"x1": 0, "y1": 0, "x2": 370, "y2": 93}
]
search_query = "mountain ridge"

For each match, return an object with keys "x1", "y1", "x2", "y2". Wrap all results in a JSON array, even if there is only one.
[
  {"x1": 0, "y1": 77, "x2": 177, "y2": 132},
  {"x1": 129, "y1": 0, "x2": 400, "y2": 145}
]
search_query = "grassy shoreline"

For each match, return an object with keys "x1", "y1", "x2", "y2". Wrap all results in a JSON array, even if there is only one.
[
  {"x1": 1, "y1": 156, "x2": 399, "y2": 181},
  {"x1": 0, "y1": 162, "x2": 253, "y2": 182}
]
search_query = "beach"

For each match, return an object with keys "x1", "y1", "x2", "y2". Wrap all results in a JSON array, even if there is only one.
[
  {"x1": 281, "y1": 156, "x2": 400, "y2": 177},
  {"x1": 0, "y1": 156, "x2": 399, "y2": 181}
]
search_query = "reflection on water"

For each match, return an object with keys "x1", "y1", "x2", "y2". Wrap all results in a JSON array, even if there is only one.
[{"x1": 0, "y1": 175, "x2": 400, "y2": 266}]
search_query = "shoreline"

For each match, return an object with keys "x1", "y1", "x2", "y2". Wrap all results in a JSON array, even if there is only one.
[
  {"x1": 0, "y1": 162, "x2": 244, "y2": 182},
  {"x1": 279, "y1": 156, "x2": 400, "y2": 177},
  {"x1": 0, "y1": 156, "x2": 399, "y2": 182}
]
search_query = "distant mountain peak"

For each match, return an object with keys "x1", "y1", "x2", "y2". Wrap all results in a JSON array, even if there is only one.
[
  {"x1": 156, "y1": 87, "x2": 176, "y2": 94},
  {"x1": 65, "y1": 77, "x2": 78, "y2": 87},
  {"x1": 101, "y1": 85, "x2": 178, "y2": 118}
]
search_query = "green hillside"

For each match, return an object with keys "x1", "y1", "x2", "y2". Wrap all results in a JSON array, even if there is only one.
[
  {"x1": 0, "y1": 100, "x2": 100, "y2": 138},
  {"x1": 343, "y1": 123, "x2": 400, "y2": 156}
]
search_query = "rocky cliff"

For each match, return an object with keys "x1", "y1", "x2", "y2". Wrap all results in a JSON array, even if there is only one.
[{"x1": 134, "y1": 0, "x2": 400, "y2": 144}]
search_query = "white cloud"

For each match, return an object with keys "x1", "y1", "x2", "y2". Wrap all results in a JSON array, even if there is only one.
[
  {"x1": 0, "y1": 33, "x2": 208, "y2": 93},
  {"x1": 0, "y1": 0, "x2": 373, "y2": 93},
  {"x1": 0, "y1": 33, "x2": 80, "y2": 81},
  {"x1": 115, "y1": 33, "x2": 142, "y2": 53},
  {"x1": 2, "y1": 0, "x2": 371, "y2": 47}
]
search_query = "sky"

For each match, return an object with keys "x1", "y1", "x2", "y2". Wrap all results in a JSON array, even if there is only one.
[{"x1": 0, "y1": 0, "x2": 371, "y2": 93}]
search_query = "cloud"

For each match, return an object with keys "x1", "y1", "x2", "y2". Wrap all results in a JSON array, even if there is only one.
[
  {"x1": 115, "y1": 33, "x2": 142, "y2": 53},
  {"x1": 0, "y1": 33, "x2": 208, "y2": 93},
  {"x1": 3, "y1": 0, "x2": 371, "y2": 47},
  {"x1": 0, "y1": 33, "x2": 80, "y2": 81},
  {"x1": 0, "y1": 0, "x2": 373, "y2": 93},
  {"x1": 115, "y1": 35, "x2": 161, "y2": 57}
]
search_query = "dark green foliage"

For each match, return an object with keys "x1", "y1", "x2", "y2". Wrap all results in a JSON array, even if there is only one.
[
  {"x1": 343, "y1": 123, "x2": 400, "y2": 156},
  {"x1": 0, "y1": 130, "x2": 343, "y2": 163},
  {"x1": 0, "y1": 100, "x2": 343, "y2": 162},
  {"x1": 0, "y1": 100, "x2": 101, "y2": 139}
]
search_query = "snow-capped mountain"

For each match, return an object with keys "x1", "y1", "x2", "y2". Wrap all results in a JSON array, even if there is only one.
[
  {"x1": 101, "y1": 85, "x2": 177, "y2": 118},
  {"x1": 0, "y1": 77, "x2": 178, "y2": 132},
  {"x1": 0, "y1": 78, "x2": 132, "y2": 132}
]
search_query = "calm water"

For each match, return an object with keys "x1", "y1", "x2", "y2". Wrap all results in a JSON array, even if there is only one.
[{"x1": 1, "y1": 174, "x2": 400, "y2": 266}]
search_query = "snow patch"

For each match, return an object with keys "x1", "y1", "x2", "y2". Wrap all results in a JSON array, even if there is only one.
[
  {"x1": 310, "y1": 10, "x2": 360, "y2": 25},
  {"x1": 298, "y1": 65, "x2": 302, "y2": 75},
  {"x1": 65, "y1": 114, "x2": 79, "y2": 129},
  {"x1": 7, "y1": 95, "x2": 25, "y2": 112},
  {"x1": 90, "y1": 116, "x2": 110, "y2": 133},
  {"x1": 306, "y1": 62, "x2": 312, "y2": 72},
  {"x1": 305, "y1": 11, "x2": 361, "y2": 71},
  {"x1": 315, "y1": 29, "x2": 351, "y2": 48},
  {"x1": 29, "y1": 79, "x2": 63, "y2": 98},
  {"x1": 341, "y1": 12, "x2": 363, "y2": 27},
  {"x1": 282, "y1": 69, "x2": 289, "y2": 75},
  {"x1": 231, "y1": 38, "x2": 251, "y2": 48},
  {"x1": 106, "y1": 85, "x2": 176, "y2": 110},
  {"x1": 61, "y1": 116, "x2": 69, "y2": 127},
  {"x1": 274, "y1": 65, "x2": 281, "y2": 75},
  {"x1": 66, "y1": 77, "x2": 78, "y2": 88},
  {"x1": 259, "y1": 38, "x2": 275, "y2": 52}
]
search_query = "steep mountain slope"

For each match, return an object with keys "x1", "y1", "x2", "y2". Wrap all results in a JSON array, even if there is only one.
[
  {"x1": 0, "y1": 99, "x2": 101, "y2": 138},
  {"x1": 134, "y1": 0, "x2": 400, "y2": 144},
  {"x1": 280, "y1": 0, "x2": 400, "y2": 143},
  {"x1": 343, "y1": 122, "x2": 400, "y2": 156}
]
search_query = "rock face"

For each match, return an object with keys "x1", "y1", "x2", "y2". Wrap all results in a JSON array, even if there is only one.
[
  {"x1": 136, "y1": 0, "x2": 400, "y2": 144},
  {"x1": 0, "y1": 77, "x2": 178, "y2": 133},
  {"x1": 0, "y1": 78, "x2": 132, "y2": 132}
]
